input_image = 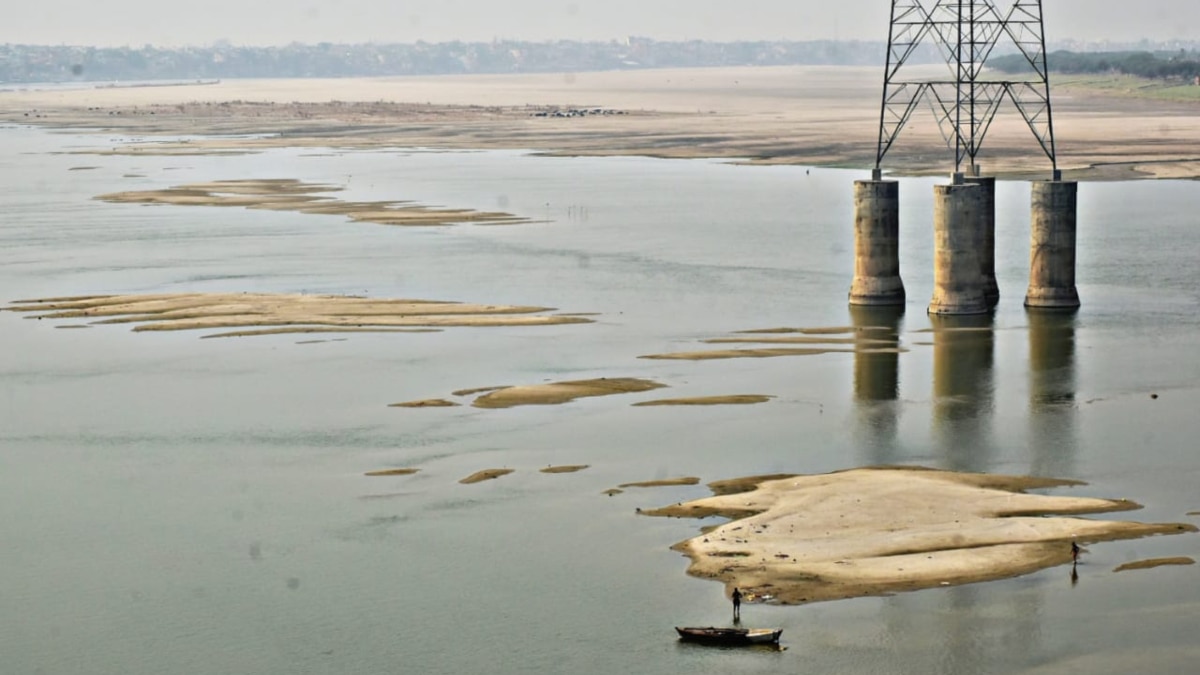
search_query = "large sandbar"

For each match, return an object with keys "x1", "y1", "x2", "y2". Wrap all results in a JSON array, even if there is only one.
[{"x1": 645, "y1": 467, "x2": 1197, "y2": 605}]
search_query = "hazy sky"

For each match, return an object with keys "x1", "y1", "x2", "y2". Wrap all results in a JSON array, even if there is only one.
[{"x1": 5, "y1": 1, "x2": 1197, "y2": 47}]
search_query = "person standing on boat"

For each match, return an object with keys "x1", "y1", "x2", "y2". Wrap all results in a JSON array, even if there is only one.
[{"x1": 731, "y1": 587, "x2": 743, "y2": 620}]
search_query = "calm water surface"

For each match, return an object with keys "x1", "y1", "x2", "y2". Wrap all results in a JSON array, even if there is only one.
[{"x1": 1, "y1": 124, "x2": 1198, "y2": 674}]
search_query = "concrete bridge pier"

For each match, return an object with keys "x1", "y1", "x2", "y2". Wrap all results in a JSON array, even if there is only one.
[
  {"x1": 1025, "y1": 178, "x2": 1080, "y2": 309},
  {"x1": 928, "y1": 177, "x2": 989, "y2": 315},
  {"x1": 849, "y1": 175, "x2": 905, "y2": 306},
  {"x1": 964, "y1": 175, "x2": 999, "y2": 307}
]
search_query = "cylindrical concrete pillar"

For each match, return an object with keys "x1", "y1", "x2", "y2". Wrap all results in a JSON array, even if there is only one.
[
  {"x1": 965, "y1": 176, "x2": 999, "y2": 307},
  {"x1": 849, "y1": 180, "x2": 905, "y2": 306},
  {"x1": 1025, "y1": 180, "x2": 1080, "y2": 309},
  {"x1": 929, "y1": 183, "x2": 989, "y2": 315}
]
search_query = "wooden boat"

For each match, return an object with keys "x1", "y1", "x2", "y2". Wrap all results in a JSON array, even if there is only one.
[{"x1": 675, "y1": 626, "x2": 783, "y2": 645}]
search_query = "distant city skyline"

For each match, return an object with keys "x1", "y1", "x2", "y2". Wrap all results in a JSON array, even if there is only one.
[{"x1": 5, "y1": 1, "x2": 1197, "y2": 47}]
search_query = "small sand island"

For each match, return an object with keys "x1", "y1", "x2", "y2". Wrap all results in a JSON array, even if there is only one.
[
  {"x1": 644, "y1": 467, "x2": 1197, "y2": 605},
  {"x1": 459, "y1": 469, "x2": 514, "y2": 484},
  {"x1": 96, "y1": 179, "x2": 530, "y2": 227},
  {"x1": 639, "y1": 325, "x2": 903, "y2": 361},
  {"x1": 540, "y1": 465, "x2": 590, "y2": 474},
  {"x1": 408, "y1": 377, "x2": 668, "y2": 409},
  {"x1": 633, "y1": 395, "x2": 773, "y2": 406},
  {"x1": 4, "y1": 293, "x2": 592, "y2": 337},
  {"x1": 619, "y1": 477, "x2": 701, "y2": 488},
  {"x1": 389, "y1": 399, "x2": 460, "y2": 408},
  {"x1": 1112, "y1": 557, "x2": 1195, "y2": 573},
  {"x1": 364, "y1": 468, "x2": 420, "y2": 477}
]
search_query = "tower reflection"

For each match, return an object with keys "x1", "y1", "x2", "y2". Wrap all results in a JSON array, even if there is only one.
[
  {"x1": 850, "y1": 304, "x2": 905, "y2": 465},
  {"x1": 930, "y1": 313, "x2": 996, "y2": 472},
  {"x1": 1027, "y1": 309, "x2": 1078, "y2": 477}
]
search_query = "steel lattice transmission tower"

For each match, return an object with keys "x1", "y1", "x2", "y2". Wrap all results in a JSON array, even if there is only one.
[{"x1": 874, "y1": 0, "x2": 1058, "y2": 177}]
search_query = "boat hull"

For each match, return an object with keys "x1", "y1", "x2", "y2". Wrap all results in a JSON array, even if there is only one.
[{"x1": 675, "y1": 627, "x2": 783, "y2": 646}]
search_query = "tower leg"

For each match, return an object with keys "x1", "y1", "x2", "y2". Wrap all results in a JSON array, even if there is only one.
[
  {"x1": 1025, "y1": 180, "x2": 1080, "y2": 309},
  {"x1": 849, "y1": 180, "x2": 905, "y2": 306}
]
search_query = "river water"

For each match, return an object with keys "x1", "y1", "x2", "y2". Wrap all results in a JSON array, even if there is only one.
[{"x1": 2, "y1": 124, "x2": 1198, "y2": 674}]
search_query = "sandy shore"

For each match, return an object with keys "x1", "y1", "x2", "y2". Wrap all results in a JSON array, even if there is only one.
[{"x1": 4, "y1": 66, "x2": 1200, "y2": 179}]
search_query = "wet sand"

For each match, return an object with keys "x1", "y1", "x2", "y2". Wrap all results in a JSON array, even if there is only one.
[
  {"x1": 4, "y1": 66, "x2": 1200, "y2": 179},
  {"x1": 644, "y1": 467, "x2": 1197, "y2": 605}
]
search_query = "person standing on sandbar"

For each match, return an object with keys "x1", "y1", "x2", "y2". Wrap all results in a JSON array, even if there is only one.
[{"x1": 732, "y1": 587, "x2": 743, "y2": 621}]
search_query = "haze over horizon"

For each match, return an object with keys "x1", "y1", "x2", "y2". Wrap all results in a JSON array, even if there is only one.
[{"x1": 5, "y1": 0, "x2": 1197, "y2": 48}]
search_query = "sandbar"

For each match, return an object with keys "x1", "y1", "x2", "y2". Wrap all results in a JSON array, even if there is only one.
[
  {"x1": 540, "y1": 465, "x2": 590, "y2": 474},
  {"x1": 459, "y1": 469, "x2": 515, "y2": 484},
  {"x1": 704, "y1": 336, "x2": 890, "y2": 346},
  {"x1": 736, "y1": 326, "x2": 861, "y2": 335},
  {"x1": 618, "y1": 477, "x2": 701, "y2": 488},
  {"x1": 389, "y1": 399, "x2": 460, "y2": 408},
  {"x1": 206, "y1": 327, "x2": 439, "y2": 339},
  {"x1": 96, "y1": 178, "x2": 530, "y2": 227},
  {"x1": 451, "y1": 386, "x2": 507, "y2": 397},
  {"x1": 364, "y1": 468, "x2": 420, "y2": 477},
  {"x1": 4, "y1": 293, "x2": 593, "y2": 336},
  {"x1": 641, "y1": 347, "x2": 852, "y2": 360},
  {"x1": 1112, "y1": 557, "x2": 1195, "y2": 573},
  {"x1": 641, "y1": 323, "x2": 903, "y2": 360},
  {"x1": 470, "y1": 377, "x2": 666, "y2": 409},
  {"x1": 645, "y1": 467, "x2": 1197, "y2": 605},
  {"x1": 632, "y1": 395, "x2": 773, "y2": 406}
]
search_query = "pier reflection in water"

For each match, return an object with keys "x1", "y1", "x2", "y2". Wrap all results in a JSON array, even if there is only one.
[
  {"x1": 1027, "y1": 310, "x2": 1078, "y2": 477},
  {"x1": 850, "y1": 305, "x2": 905, "y2": 465},
  {"x1": 930, "y1": 313, "x2": 996, "y2": 473}
]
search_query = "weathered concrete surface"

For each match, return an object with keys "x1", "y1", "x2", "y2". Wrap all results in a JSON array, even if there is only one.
[
  {"x1": 929, "y1": 183, "x2": 989, "y2": 315},
  {"x1": 849, "y1": 180, "x2": 905, "y2": 306},
  {"x1": 965, "y1": 176, "x2": 999, "y2": 307},
  {"x1": 1025, "y1": 180, "x2": 1081, "y2": 309}
]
